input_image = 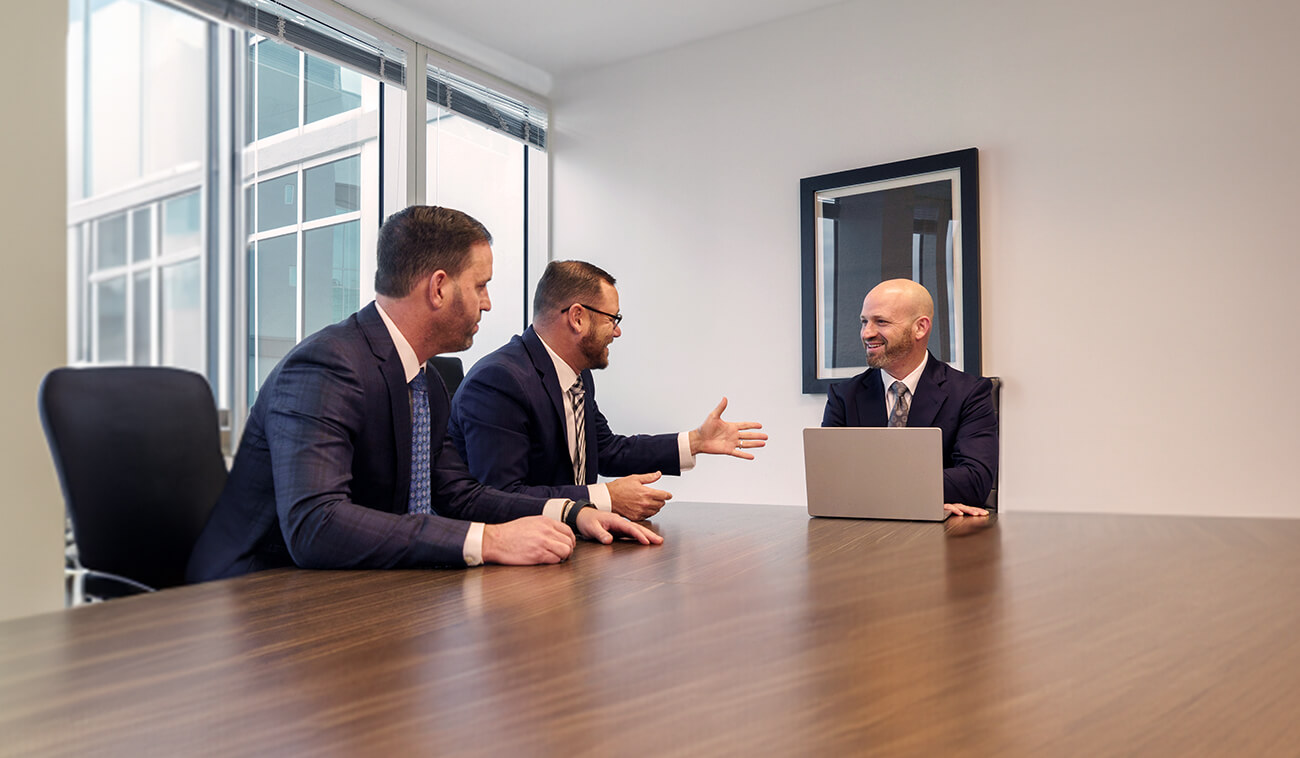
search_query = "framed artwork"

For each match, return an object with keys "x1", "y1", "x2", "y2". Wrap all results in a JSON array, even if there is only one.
[{"x1": 800, "y1": 148, "x2": 981, "y2": 394}]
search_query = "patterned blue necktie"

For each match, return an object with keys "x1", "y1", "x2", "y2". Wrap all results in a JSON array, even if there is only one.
[{"x1": 407, "y1": 370, "x2": 432, "y2": 514}]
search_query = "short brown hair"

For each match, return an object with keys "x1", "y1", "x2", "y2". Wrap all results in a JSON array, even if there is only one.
[
  {"x1": 374, "y1": 206, "x2": 492, "y2": 297},
  {"x1": 533, "y1": 260, "x2": 616, "y2": 319}
]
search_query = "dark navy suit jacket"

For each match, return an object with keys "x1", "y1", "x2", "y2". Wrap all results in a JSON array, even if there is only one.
[
  {"x1": 821, "y1": 354, "x2": 998, "y2": 507},
  {"x1": 448, "y1": 326, "x2": 680, "y2": 500},
  {"x1": 186, "y1": 303, "x2": 548, "y2": 582}
]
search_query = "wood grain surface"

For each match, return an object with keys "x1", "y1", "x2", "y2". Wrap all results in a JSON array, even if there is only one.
[{"x1": 2, "y1": 504, "x2": 1298, "y2": 757}]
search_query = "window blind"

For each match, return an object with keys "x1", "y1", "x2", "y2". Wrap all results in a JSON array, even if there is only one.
[
  {"x1": 428, "y1": 67, "x2": 548, "y2": 150},
  {"x1": 167, "y1": 0, "x2": 548, "y2": 150}
]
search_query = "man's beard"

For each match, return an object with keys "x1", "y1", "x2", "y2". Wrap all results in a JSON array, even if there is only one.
[
  {"x1": 579, "y1": 326, "x2": 610, "y2": 370},
  {"x1": 864, "y1": 336, "x2": 910, "y2": 370},
  {"x1": 445, "y1": 287, "x2": 478, "y2": 352}
]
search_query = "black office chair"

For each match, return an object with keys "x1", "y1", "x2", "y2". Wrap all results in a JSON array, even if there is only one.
[
  {"x1": 428, "y1": 356, "x2": 465, "y2": 398},
  {"x1": 986, "y1": 376, "x2": 1001, "y2": 508},
  {"x1": 39, "y1": 367, "x2": 227, "y2": 600}
]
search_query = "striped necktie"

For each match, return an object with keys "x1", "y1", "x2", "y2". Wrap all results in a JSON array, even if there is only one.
[{"x1": 569, "y1": 376, "x2": 586, "y2": 484}]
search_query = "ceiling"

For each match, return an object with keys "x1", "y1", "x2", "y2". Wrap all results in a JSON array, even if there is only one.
[{"x1": 339, "y1": 0, "x2": 849, "y2": 94}]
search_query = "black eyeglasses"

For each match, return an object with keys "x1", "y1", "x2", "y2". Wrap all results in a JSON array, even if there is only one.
[{"x1": 562, "y1": 303, "x2": 623, "y2": 326}]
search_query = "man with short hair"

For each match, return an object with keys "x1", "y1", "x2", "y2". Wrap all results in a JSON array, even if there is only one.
[
  {"x1": 448, "y1": 260, "x2": 766, "y2": 521},
  {"x1": 822, "y1": 278, "x2": 997, "y2": 516},
  {"x1": 187, "y1": 208, "x2": 658, "y2": 582}
]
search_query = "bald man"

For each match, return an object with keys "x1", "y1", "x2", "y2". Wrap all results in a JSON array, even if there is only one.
[{"x1": 821, "y1": 279, "x2": 998, "y2": 516}]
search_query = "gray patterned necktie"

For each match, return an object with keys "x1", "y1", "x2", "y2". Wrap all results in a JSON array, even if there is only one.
[
  {"x1": 569, "y1": 377, "x2": 586, "y2": 484},
  {"x1": 889, "y1": 381, "x2": 911, "y2": 428}
]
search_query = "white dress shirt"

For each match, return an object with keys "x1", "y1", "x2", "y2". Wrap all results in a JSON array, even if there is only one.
[{"x1": 882, "y1": 351, "x2": 928, "y2": 421}]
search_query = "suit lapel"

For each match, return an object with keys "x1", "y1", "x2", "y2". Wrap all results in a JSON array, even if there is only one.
[
  {"x1": 907, "y1": 354, "x2": 948, "y2": 427},
  {"x1": 854, "y1": 370, "x2": 889, "y2": 427},
  {"x1": 522, "y1": 327, "x2": 573, "y2": 460},
  {"x1": 358, "y1": 303, "x2": 413, "y2": 500}
]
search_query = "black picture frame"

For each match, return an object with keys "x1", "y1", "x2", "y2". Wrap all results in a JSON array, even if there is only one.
[{"x1": 800, "y1": 148, "x2": 981, "y2": 394}]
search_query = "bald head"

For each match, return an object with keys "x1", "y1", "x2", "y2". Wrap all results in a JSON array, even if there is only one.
[
  {"x1": 860, "y1": 279, "x2": 933, "y2": 376},
  {"x1": 867, "y1": 279, "x2": 934, "y2": 320}
]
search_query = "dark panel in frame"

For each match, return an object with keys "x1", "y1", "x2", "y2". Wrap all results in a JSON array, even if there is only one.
[{"x1": 800, "y1": 148, "x2": 981, "y2": 394}]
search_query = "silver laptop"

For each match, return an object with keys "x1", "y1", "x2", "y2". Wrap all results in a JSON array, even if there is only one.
[{"x1": 803, "y1": 427, "x2": 948, "y2": 521}]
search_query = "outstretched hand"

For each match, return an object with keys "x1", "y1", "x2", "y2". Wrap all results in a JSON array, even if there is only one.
[{"x1": 689, "y1": 397, "x2": 768, "y2": 459}]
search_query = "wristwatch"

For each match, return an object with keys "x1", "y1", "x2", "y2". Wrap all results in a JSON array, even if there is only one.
[{"x1": 562, "y1": 498, "x2": 595, "y2": 531}]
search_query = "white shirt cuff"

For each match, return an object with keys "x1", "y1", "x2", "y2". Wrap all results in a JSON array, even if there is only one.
[
  {"x1": 463, "y1": 522, "x2": 485, "y2": 566},
  {"x1": 588, "y1": 483, "x2": 612, "y2": 511},
  {"x1": 678, "y1": 431, "x2": 696, "y2": 471},
  {"x1": 542, "y1": 497, "x2": 569, "y2": 522}
]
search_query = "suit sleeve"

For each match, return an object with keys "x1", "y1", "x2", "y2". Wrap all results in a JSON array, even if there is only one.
[
  {"x1": 942, "y1": 377, "x2": 999, "y2": 508},
  {"x1": 452, "y1": 361, "x2": 593, "y2": 500},
  {"x1": 265, "y1": 346, "x2": 483, "y2": 568},
  {"x1": 268, "y1": 341, "x2": 549, "y2": 570},
  {"x1": 822, "y1": 382, "x2": 848, "y2": 427},
  {"x1": 431, "y1": 402, "x2": 569, "y2": 517}
]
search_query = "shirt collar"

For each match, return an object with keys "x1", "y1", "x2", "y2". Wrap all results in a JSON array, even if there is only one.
[
  {"x1": 883, "y1": 351, "x2": 928, "y2": 397},
  {"x1": 374, "y1": 300, "x2": 422, "y2": 383},
  {"x1": 536, "y1": 332, "x2": 580, "y2": 391}
]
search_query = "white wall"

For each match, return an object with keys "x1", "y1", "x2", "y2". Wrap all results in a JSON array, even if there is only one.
[
  {"x1": 0, "y1": 3, "x2": 69, "y2": 620},
  {"x1": 549, "y1": 0, "x2": 1300, "y2": 517}
]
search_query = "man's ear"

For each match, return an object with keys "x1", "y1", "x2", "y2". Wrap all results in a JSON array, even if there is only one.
[
  {"x1": 426, "y1": 270, "x2": 450, "y2": 308},
  {"x1": 564, "y1": 304, "x2": 585, "y2": 334},
  {"x1": 914, "y1": 315, "x2": 932, "y2": 342}
]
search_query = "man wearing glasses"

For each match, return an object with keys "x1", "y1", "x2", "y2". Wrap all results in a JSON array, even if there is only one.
[
  {"x1": 448, "y1": 260, "x2": 766, "y2": 521},
  {"x1": 188, "y1": 211, "x2": 659, "y2": 582}
]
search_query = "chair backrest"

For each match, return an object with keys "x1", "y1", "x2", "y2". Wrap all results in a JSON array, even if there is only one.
[
  {"x1": 38, "y1": 367, "x2": 227, "y2": 591},
  {"x1": 427, "y1": 356, "x2": 465, "y2": 397},
  {"x1": 986, "y1": 376, "x2": 1001, "y2": 508}
]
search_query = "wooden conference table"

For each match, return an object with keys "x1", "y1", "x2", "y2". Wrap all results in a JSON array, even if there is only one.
[{"x1": 2, "y1": 503, "x2": 1299, "y2": 757}]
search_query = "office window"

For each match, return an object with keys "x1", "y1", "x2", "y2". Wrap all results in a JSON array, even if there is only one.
[
  {"x1": 79, "y1": 190, "x2": 205, "y2": 369},
  {"x1": 69, "y1": 0, "x2": 209, "y2": 381},
  {"x1": 247, "y1": 38, "x2": 367, "y2": 141},
  {"x1": 161, "y1": 260, "x2": 203, "y2": 372},
  {"x1": 69, "y1": 0, "x2": 547, "y2": 428},
  {"x1": 132, "y1": 270, "x2": 151, "y2": 365},
  {"x1": 94, "y1": 276, "x2": 126, "y2": 363},
  {"x1": 246, "y1": 154, "x2": 366, "y2": 402},
  {"x1": 95, "y1": 213, "x2": 127, "y2": 270},
  {"x1": 72, "y1": 0, "x2": 205, "y2": 200},
  {"x1": 306, "y1": 55, "x2": 364, "y2": 125},
  {"x1": 249, "y1": 39, "x2": 299, "y2": 141},
  {"x1": 427, "y1": 67, "x2": 549, "y2": 367}
]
